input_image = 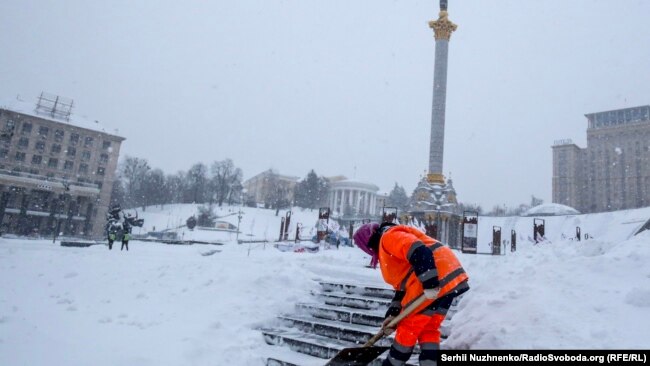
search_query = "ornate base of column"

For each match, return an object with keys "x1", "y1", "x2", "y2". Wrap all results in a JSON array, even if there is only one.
[{"x1": 427, "y1": 173, "x2": 446, "y2": 185}]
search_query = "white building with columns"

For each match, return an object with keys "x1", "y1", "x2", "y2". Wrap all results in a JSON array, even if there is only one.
[{"x1": 328, "y1": 179, "x2": 380, "y2": 218}]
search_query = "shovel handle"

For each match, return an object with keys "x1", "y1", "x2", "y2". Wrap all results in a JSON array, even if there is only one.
[{"x1": 362, "y1": 290, "x2": 436, "y2": 347}]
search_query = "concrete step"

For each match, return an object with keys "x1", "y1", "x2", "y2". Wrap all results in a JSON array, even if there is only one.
[
  {"x1": 265, "y1": 347, "x2": 326, "y2": 366},
  {"x1": 278, "y1": 315, "x2": 388, "y2": 345},
  {"x1": 317, "y1": 292, "x2": 391, "y2": 310},
  {"x1": 268, "y1": 354, "x2": 417, "y2": 366},
  {"x1": 261, "y1": 326, "x2": 360, "y2": 359},
  {"x1": 295, "y1": 302, "x2": 385, "y2": 327},
  {"x1": 319, "y1": 281, "x2": 394, "y2": 299},
  {"x1": 262, "y1": 327, "x2": 418, "y2": 366}
]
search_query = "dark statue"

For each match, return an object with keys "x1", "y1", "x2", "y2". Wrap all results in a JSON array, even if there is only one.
[
  {"x1": 105, "y1": 204, "x2": 144, "y2": 250},
  {"x1": 440, "y1": 0, "x2": 448, "y2": 11}
]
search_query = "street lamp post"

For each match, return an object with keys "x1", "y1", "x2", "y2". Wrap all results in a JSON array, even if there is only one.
[
  {"x1": 52, "y1": 193, "x2": 67, "y2": 243},
  {"x1": 236, "y1": 189, "x2": 246, "y2": 244}
]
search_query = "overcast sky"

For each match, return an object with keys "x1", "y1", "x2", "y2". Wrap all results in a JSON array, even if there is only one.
[{"x1": 1, "y1": 0, "x2": 649, "y2": 209}]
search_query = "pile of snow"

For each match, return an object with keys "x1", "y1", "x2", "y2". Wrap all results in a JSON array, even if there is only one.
[
  {"x1": 1, "y1": 205, "x2": 650, "y2": 365},
  {"x1": 475, "y1": 205, "x2": 650, "y2": 254},
  {"x1": 445, "y1": 231, "x2": 650, "y2": 349},
  {"x1": 131, "y1": 204, "x2": 330, "y2": 243},
  {"x1": 523, "y1": 203, "x2": 580, "y2": 216}
]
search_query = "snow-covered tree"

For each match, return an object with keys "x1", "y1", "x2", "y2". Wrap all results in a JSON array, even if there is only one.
[
  {"x1": 294, "y1": 170, "x2": 330, "y2": 209},
  {"x1": 386, "y1": 183, "x2": 409, "y2": 210},
  {"x1": 196, "y1": 204, "x2": 217, "y2": 227}
]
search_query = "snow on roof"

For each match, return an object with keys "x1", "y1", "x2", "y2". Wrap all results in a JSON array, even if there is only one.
[
  {"x1": 523, "y1": 203, "x2": 580, "y2": 216},
  {"x1": 330, "y1": 179, "x2": 379, "y2": 192},
  {"x1": 0, "y1": 96, "x2": 123, "y2": 138}
]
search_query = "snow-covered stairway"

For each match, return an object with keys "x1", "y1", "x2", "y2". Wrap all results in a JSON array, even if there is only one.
[{"x1": 261, "y1": 281, "x2": 419, "y2": 366}]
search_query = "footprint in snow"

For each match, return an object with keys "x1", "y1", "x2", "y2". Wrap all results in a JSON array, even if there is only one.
[
  {"x1": 64, "y1": 272, "x2": 78, "y2": 279},
  {"x1": 625, "y1": 288, "x2": 650, "y2": 308}
]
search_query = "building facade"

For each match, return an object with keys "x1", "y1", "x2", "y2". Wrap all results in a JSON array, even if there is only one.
[
  {"x1": 0, "y1": 98, "x2": 124, "y2": 238},
  {"x1": 328, "y1": 179, "x2": 380, "y2": 218},
  {"x1": 243, "y1": 169, "x2": 299, "y2": 207},
  {"x1": 553, "y1": 105, "x2": 650, "y2": 213}
]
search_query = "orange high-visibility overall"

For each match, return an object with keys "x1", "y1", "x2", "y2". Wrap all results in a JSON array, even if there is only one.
[{"x1": 377, "y1": 225, "x2": 469, "y2": 364}]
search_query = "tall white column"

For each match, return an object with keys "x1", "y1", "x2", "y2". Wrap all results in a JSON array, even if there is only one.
[
  {"x1": 366, "y1": 192, "x2": 372, "y2": 215},
  {"x1": 337, "y1": 189, "x2": 342, "y2": 214},
  {"x1": 427, "y1": 8, "x2": 456, "y2": 183},
  {"x1": 363, "y1": 191, "x2": 369, "y2": 214},
  {"x1": 355, "y1": 190, "x2": 360, "y2": 214}
]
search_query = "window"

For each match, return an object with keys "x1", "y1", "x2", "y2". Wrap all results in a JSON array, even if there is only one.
[
  {"x1": 5, "y1": 120, "x2": 15, "y2": 129},
  {"x1": 21, "y1": 123, "x2": 32, "y2": 134},
  {"x1": 38, "y1": 126, "x2": 49, "y2": 138},
  {"x1": 18, "y1": 137, "x2": 29, "y2": 149},
  {"x1": 96, "y1": 167, "x2": 105, "y2": 176},
  {"x1": 100, "y1": 153, "x2": 109, "y2": 164},
  {"x1": 29, "y1": 168, "x2": 39, "y2": 175},
  {"x1": 31, "y1": 155, "x2": 42, "y2": 165},
  {"x1": 67, "y1": 146, "x2": 76, "y2": 157},
  {"x1": 54, "y1": 129, "x2": 64, "y2": 142},
  {"x1": 70, "y1": 133, "x2": 79, "y2": 145},
  {"x1": 0, "y1": 131, "x2": 12, "y2": 142},
  {"x1": 46, "y1": 172, "x2": 55, "y2": 178},
  {"x1": 102, "y1": 141, "x2": 111, "y2": 150},
  {"x1": 48, "y1": 158, "x2": 58, "y2": 168},
  {"x1": 0, "y1": 149, "x2": 8, "y2": 159},
  {"x1": 81, "y1": 151, "x2": 91, "y2": 161},
  {"x1": 51, "y1": 144, "x2": 61, "y2": 154},
  {"x1": 84, "y1": 136, "x2": 94, "y2": 148},
  {"x1": 35, "y1": 141, "x2": 45, "y2": 152},
  {"x1": 15, "y1": 152, "x2": 26, "y2": 162},
  {"x1": 78, "y1": 163, "x2": 88, "y2": 174},
  {"x1": 64, "y1": 160, "x2": 74, "y2": 171}
]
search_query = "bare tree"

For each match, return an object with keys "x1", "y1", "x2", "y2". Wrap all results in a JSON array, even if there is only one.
[
  {"x1": 210, "y1": 159, "x2": 243, "y2": 207},
  {"x1": 120, "y1": 156, "x2": 150, "y2": 208},
  {"x1": 187, "y1": 163, "x2": 208, "y2": 203}
]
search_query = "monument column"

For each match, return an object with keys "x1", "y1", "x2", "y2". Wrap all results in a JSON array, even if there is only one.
[{"x1": 427, "y1": 0, "x2": 457, "y2": 184}]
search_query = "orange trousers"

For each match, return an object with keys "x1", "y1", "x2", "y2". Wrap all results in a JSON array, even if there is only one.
[{"x1": 395, "y1": 313, "x2": 445, "y2": 347}]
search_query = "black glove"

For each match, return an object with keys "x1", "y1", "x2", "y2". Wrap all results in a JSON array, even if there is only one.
[
  {"x1": 384, "y1": 304, "x2": 401, "y2": 319},
  {"x1": 385, "y1": 289, "x2": 405, "y2": 318}
]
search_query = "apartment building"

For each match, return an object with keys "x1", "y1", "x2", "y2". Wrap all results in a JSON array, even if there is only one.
[{"x1": 0, "y1": 95, "x2": 124, "y2": 238}]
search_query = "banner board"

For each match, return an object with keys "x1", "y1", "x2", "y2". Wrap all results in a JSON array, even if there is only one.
[{"x1": 461, "y1": 211, "x2": 478, "y2": 254}]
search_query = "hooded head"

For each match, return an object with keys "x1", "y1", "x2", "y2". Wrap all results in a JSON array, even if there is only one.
[{"x1": 353, "y1": 222, "x2": 380, "y2": 257}]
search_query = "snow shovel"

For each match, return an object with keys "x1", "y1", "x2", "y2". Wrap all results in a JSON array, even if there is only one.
[{"x1": 325, "y1": 291, "x2": 433, "y2": 366}]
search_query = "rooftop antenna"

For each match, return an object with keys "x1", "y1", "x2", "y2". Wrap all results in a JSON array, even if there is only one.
[{"x1": 34, "y1": 92, "x2": 74, "y2": 122}]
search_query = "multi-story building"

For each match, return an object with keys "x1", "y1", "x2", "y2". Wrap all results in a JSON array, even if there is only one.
[
  {"x1": 0, "y1": 95, "x2": 124, "y2": 238},
  {"x1": 553, "y1": 105, "x2": 650, "y2": 213},
  {"x1": 243, "y1": 169, "x2": 299, "y2": 207}
]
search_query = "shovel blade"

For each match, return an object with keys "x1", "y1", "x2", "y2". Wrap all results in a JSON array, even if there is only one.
[{"x1": 325, "y1": 346, "x2": 389, "y2": 366}]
